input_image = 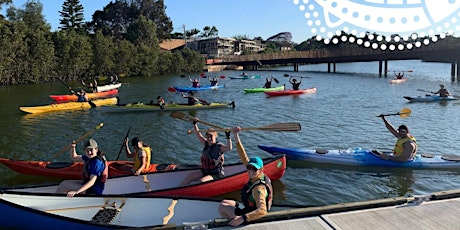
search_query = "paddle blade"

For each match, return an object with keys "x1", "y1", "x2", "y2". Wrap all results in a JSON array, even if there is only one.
[
  {"x1": 283, "y1": 74, "x2": 289, "y2": 77},
  {"x1": 407, "y1": 70, "x2": 413, "y2": 72},
  {"x1": 167, "y1": 87, "x2": 176, "y2": 93},
  {"x1": 199, "y1": 73, "x2": 206, "y2": 78},
  {"x1": 273, "y1": 77, "x2": 279, "y2": 84},
  {"x1": 399, "y1": 108, "x2": 411, "y2": 118},
  {"x1": 219, "y1": 75, "x2": 226, "y2": 79},
  {"x1": 170, "y1": 111, "x2": 190, "y2": 121},
  {"x1": 180, "y1": 75, "x2": 186, "y2": 78}
]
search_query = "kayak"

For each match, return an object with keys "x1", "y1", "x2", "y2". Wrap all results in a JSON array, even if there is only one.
[
  {"x1": 7, "y1": 155, "x2": 286, "y2": 197},
  {"x1": 0, "y1": 158, "x2": 182, "y2": 179},
  {"x1": 173, "y1": 84, "x2": 224, "y2": 92},
  {"x1": 96, "y1": 83, "x2": 122, "y2": 92},
  {"x1": 229, "y1": 75, "x2": 261, "y2": 79},
  {"x1": 49, "y1": 89, "x2": 118, "y2": 102},
  {"x1": 403, "y1": 95, "x2": 458, "y2": 103},
  {"x1": 264, "y1": 87, "x2": 317, "y2": 97},
  {"x1": 243, "y1": 85, "x2": 285, "y2": 93},
  {"x1": 389, "y1": 78, "x2": 407, "y2": 84},
  {"x1": 101, "y1": 101, "x2": 235, "y2": 112},
  {"x1": 19, "y1": 97, "x2": 118, "y2": 114},
  {"x1": 258, "y1": 145, "x2": 460, "y2": 169}
]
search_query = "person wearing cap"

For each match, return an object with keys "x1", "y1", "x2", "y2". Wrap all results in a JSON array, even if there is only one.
[
  {"x1": 125, "y1": 137, "x2": 151, "y2": 176},
  {"x1": 289, "y1": 76, "x2": 302, "y2": 90},
  {"x1": 377, "y1": 115, "x2": 417, "y2": 162},
  {"x1": 218, "y1": 126, "x2": 273, "y2": 227},
  {"x1": 431, "y1": 84, "x2": 451, "y2": 98},
  {"x1": 179, "y1": 118, "x2": 232, "y2": 186},
  {"x1": 56, "y1": 139, "x2": 107, "y2": 197},
  {"x1": 189, "y1": 76, "x2": 200, "y2": 88}
]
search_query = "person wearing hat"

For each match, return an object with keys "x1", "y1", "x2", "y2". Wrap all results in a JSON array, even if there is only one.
[
  {"x1": 56, "y1": 139, "x2": 107, "y2": 197},
  {"x1": 218, "y1": 126, "x2": 273, "y2": 227},
  {"x1": 431, "y1": 84, "x2": 451, "y2": 98},
  {"x1": 179, "y1": 118, "x2": 232, "y2": 186},
  {"x1": 189, "y1": 76, "x2": 200, "y2": 88},
  {"x1": 125, "y1": 137, "x2": 151, "y2": 176},
  {"x1": 377, "y1": 115, "x2": 417, "y2": 162},
  {"x1": 289, "y1": 76, "x2": 302, "y2": 90}
]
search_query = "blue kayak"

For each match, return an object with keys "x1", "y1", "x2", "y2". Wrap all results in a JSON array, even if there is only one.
[
  {"x1": 404, "y1": 95, "x2": 458, "y2": 103},
  {"x1": 173, "y1": 84, "x2": 224, "y2": 92},
  {"x1": 229, "y1": 75, "x2": 260, "y2": 79},
  {"x1": 258, "y1": 145, "x2": 460, "y2": 169}
]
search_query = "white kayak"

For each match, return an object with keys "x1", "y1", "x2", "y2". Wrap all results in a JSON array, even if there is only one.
[{"x1": 97, "y1": 83, "x2": 122, "y2": 92}]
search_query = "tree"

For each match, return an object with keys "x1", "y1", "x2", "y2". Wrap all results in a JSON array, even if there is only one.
[
  {"x1": 91, "y1": 30, "x2": 114, "y2": 77},
  {"x1": 200, "y1": 26, "x2": 218, "y2": 38},
  {"x1": 59, "y1": 0, "x2": 85, "y2": 32}
]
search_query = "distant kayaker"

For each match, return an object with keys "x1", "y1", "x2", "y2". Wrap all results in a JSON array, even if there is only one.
[
  {"x1": 55, "y1": 139, "x2": 107, "y2": 197},
  {"x1": 377, "y1": 116, "x2": 417, "y2": 162},
  {"x1": 179, "y1": 120, "x2": 232, "y2": 186},
  {"x1": 208, "y1": 76, "x2": 219, "y2": 86},
  {"x1": 70, "y1": 88, "x2": 88, "y2": 102},
  {"x1": 218, "y1": 126, "x2": 273, "y2": 227},
  {"x1": 81, "y1": 79, "x2": 98, "y2": 92},
  {"x1": 124, "y1": 137, "x2": 151, "y2": 176},
  {"x1": 189, "y1": 76, "x2": 200, "y2": 88},
  {"x1": 289, "y1": 76, "x2": 302, "y2": 90},
  {"x1": 394, "y1": 71, "x2": 404, "y2": 79},
  {"x1": 157, "y1": 96, "x2": 165, "y2": 109},
  {"x1": 263, "y1": 76, "x2": 273, "y2": 88},
  {"x1": 431, "y1": 84, "x2": 451, "y2": 98}
]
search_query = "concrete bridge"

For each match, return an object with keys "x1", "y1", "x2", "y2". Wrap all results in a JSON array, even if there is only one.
[{"x1": 214, "y1": 38, "x2": 460, "y2": 79}]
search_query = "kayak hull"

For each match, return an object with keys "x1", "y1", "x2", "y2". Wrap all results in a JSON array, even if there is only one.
[
  {"x1": 101, "y1": 101, "x2": 235, "y2": 112},
  {"x1": 229, "y1": 75, "x2": 260, "y2": 79},
  {"x1": 258, "y1": 145, "x2": 460, "y2": 169},
  {"x1": 243, "y1": 85, "x2": 285, "y2": 93},
  {"x1": 19, "y1": 97, "x2": 118, "y2": 114},
  {"x1": 264, "y1": 87, "x2": 317, "y2": 97},
  {"x1": 0, "y1": 158, "x2": 179, "y2": 179},
  {"x1": 404, "y1": 95, "x2": 458, "y2": 103},
  {"x1": 49, "y1": 89, "x2": 118, "y2": 102},
  {"x1": 173, "y1": 85, "x2": 224, "y2": 92},
  {"x1": 389, "y1": 78, "x2": 407, "y2": 84},
  {"x1": 96, "y1": 83, "x2": 122, "y2": 92}
]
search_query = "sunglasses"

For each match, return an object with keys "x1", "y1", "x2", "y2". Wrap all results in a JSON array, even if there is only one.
[{"x1": 246, "y1": 165, "x2": 258, "y2": 171}]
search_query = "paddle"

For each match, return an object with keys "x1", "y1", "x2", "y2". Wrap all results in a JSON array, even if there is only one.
[
  {"x1": 115, "y1": 126, "x2": 131, "y2": 161},
  {"x1": 273, "y1": 77, "x2": 279, "y2": 84},
  {"x1": 283, "y1": 74, "x2": 310, "y2": 78},
  {"x1": 56, "y1": 78, "x2": 96, "y2": 108},
  {"x1": 186, "y1": 122, "x2": 301, "y2": 134},
  {"x1": 51, "y1": 123, "x2": 104, "y2": 159},
  {"x1": 417, "y1": 89, "x2": 431, "y2": 93},
  {"x1": 376, "y1": 108, "x2": 411, "y2": 118},
  {"x1": 180, "y1": 74, "x2": 187, "y2": 78},
  {"x1": 199, "y1": 73, "x2": 207, "y2": 78},
  {"x1": 170, "y1": 111, "x2": 224, "y2": 129},
  {"x1": 219, "y1": 75, "x2": 226, "y2": 79}
]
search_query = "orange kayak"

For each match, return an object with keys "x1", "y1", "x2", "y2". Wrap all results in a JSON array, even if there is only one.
[
  {"x1": 0, "y1": 158, "x2": 181, "y2": 179},
  {"x1": 49, "y1": 89, "x2": 119, "y2": 102}
]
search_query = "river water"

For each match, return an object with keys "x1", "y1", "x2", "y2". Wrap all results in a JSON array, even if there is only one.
[{"x1": 1, "y1": 60, "x2": 460, "y2": 207}]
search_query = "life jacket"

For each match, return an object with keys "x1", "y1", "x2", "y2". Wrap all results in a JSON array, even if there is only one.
[
  {"x1": 134, "y1": 146, "x2": 151, "y2": 173},
  {"x1": 393, "y1": 135, "x2": 417, "y2": 159},
  {"x1": 192, "y1": 81, "x2": 199, "y2": 87},
  {"x1": 264, "y1": 81, "x2": 272, "y2": 88},
  {"x1": 77, "y1": 93, "x2": 87, "y2": 102},
  {"x1": 292, "y1": 82, "x2": 301, "y2": 90},
  {"x1": 82, "y1": 154, "x2": 107, "y2": 184},
  {"x1": 240, "y1": 174, "x2": 273, "y2": 213},
  {"x1": 200, "y1": 142, "x2": 223, "y2": 175}
]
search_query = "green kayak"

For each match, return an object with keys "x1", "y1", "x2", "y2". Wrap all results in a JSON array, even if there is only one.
[
  {"x1": 101, "y1": 101, "x2": 235, "y2": 112},
  {"x1": 243, "y1": 85, "x2": 285, "y2": 93}
]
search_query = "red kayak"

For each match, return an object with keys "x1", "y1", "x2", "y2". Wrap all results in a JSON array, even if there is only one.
[
  {"x1": 49, "y1": 89, "x2": 119, "y2": 102},
  {"x1": 0, "y1": 158, "x2": 179, "y2": 179},
  {"x1": 265, "y1": 87, "x2": 317, "y2": 97}
]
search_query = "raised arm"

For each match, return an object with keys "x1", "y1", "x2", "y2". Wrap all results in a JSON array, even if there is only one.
[
  {"x1": 379, "y1": 116, "x2": 399, "y2": 137},
  {"x1": 232, "y1": 126, "x2": 249, "y2": 165}
]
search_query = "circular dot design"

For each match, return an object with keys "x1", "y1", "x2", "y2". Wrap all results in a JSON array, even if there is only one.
[{"x1": 292, "y1": 0, "x2": 460, "y2": 50}]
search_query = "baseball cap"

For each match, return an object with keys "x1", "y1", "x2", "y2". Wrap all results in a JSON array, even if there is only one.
[
  {"x1": 85, "y1": 139, "x2": 98, "y2": 149},
  {"x1": 248, "y1": 156, "x2": 263, "y2": 170}
]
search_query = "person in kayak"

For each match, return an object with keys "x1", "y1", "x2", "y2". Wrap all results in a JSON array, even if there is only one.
[
  {"x1": 157, "y1": 96, "x2": 165, "y2": 109},
  {"x1": 289, "y1": 76, "x2": 302, "y2": 90},
  {"x1": 377, "y1": 116, "x2": 417, "y2": 162},
  {"x1": 124, "y1": 137, "x2": 151, "y2": 176},
  {"x1": 263, "y1": 76, "x2": 273, "y2": 88},
  {"x1": 394, "y1": 71, "x2": 404, "y2": 79},
  {"x1": 69, "y1": 88, "x2": 88, "y2": 102},
  {"x1": 431, "y1": 84, "x2": 451, "y2": 98},
  {"x1": 218, "y1": 126, "x2": 273, "y2": 227},
  {"x1": 56, "y1": 139, "x2": 107, "y2": 197},
  {"x1": 189, "y1": 76, "x2": 200, "y2": 88},
  {"x1": 81, "y1": 79, "x2": 98, "y2": 92},
  {"x1": 179, "y1": 120, "x2": 232, "y2": 186},
  {"x1": 208, "y1": 76, "x2": 219, "y2": 86}
]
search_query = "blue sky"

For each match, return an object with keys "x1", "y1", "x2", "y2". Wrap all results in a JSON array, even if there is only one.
[{"x1": 3, "y1": 0, "x2": 460, "y2": 44}]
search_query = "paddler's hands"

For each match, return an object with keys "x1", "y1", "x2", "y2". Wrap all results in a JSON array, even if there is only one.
[{"x1": 228, "y1": 215, "x2": 244, "y2": 226}]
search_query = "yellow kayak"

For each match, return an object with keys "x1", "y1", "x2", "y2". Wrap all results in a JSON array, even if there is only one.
[{"x1": 20, "y1": 97, "x2": 118, "y2": 114}]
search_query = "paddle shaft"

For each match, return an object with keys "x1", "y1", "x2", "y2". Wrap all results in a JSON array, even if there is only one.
[
  {"x1": 170, "y1": 112, "x2": 224, "y2": 129},
  {"x1": 116, "y1": 127, "x2": 131, "y2": 161},
  {"x1": 187, "y1": 122, "x2": 301, "y2": 134},
  {"x1": 51, "y1": 123, "x2": 104, "y2": 159}
]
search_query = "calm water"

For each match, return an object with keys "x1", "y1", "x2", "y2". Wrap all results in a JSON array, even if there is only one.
[{"x1": 1, "y1": 60, "x2": 460, "y2": 207}]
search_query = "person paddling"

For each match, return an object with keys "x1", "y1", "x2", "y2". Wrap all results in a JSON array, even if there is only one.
[{"x1": 431, "y1": 84, "x2": 451, "y2": 98}]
